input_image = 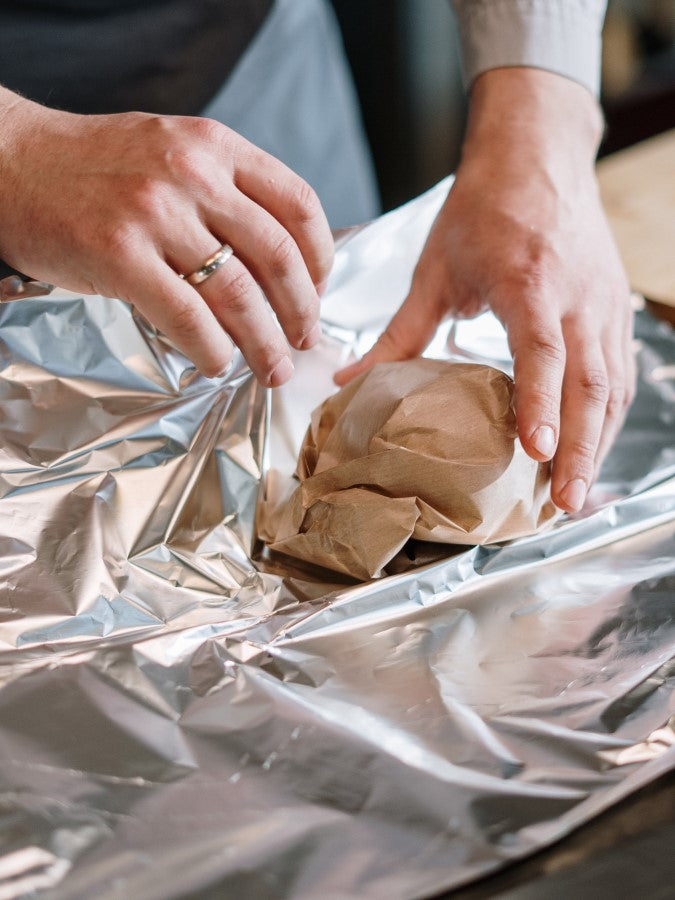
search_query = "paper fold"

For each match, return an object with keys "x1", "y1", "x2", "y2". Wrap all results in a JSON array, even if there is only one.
[{"x1": 264, "y1": 359, "x2": 558, "y2": 578}]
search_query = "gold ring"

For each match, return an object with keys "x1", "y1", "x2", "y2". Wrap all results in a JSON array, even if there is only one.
[{"x1": 180, "y1": 244, "x2": 234, "y2": 286}]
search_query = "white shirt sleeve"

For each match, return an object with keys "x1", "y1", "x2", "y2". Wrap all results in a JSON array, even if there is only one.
[{"x1": 450, "y1": 0, "x2": 607, "y2": 97}]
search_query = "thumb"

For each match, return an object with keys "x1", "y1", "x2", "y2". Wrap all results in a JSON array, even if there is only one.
[{"x1": 334, "y1": 272, "x2": 445, "y2": 387}]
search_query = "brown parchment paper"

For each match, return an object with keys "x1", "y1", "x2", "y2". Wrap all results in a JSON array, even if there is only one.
[{"x1": 263, "y1": 359, "x2": 557, "y2": 579}]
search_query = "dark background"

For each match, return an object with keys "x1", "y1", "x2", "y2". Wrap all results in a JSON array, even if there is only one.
[{"x1": 330, "y1": 0, "x2": 675, "y2": 212}]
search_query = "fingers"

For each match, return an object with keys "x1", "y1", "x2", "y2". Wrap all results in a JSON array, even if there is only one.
[
  {"x1": 2, "y1": 109, "x2": 332, "y2": 388},
  {"x1": 233, "y1": 142, "x2": 334, "y2": 289},
  {"x1": 334, "y1": 260, "x2": 446, "y2": 386},
  {"x1": 172, "y1": 184, "x2": 325, "y2": 384},
  {"x1": 499, "y1": 275, "x2": 636, "y2": 513},
  {"x1": 593, "y1": 302, "x2": 635, "y2": 475},
  {"x1": 132, "y1": 120, "x2": 333, "y2": 386},
  {"x1": 551, "y1": 327, "x2": 610, "y2": 511},
  {"x1": 155, "y1": 141, "x2": 332, "y2": 385},
  {"x1": 333, "y1": 267, "x2": 632, "y2": 517},
  {"x1": 187, "y1": 137, "x2": 334, "y2": 381},
  {"x1": 510, "y1": 310, "x2": 565, "y2": 465},
  {"x1": 207, "y1": 191, "x2": 321, "y2": 352},
  {"x1": 547, "y1": 310, "x2": 632, "y2": 513},
  {"x1": 549, "y1": 279, "x2": 634, "y2": 511},
  {"x1": 161, "y1": 218, "x2": 297, "y2": 386},
  {"x1": 334, "y1": 301, "x2": 438, "y2": 386},
  {"x1": 190, "y1": 252, "x2": 295, "y2": 387},
  {"x1": 120, "y1": 252, "x2": 234, "y2": 378},
  {"x1": 125, "y1": 237, "x2": 297, "y2": 386}
]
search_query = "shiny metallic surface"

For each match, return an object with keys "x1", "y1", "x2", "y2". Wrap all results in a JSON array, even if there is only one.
[
  {"x1": 180, "y1": 243, "x2": 234, "y2": 286},
  {"x1": 0, "y1": 182, "x2": 673, "y2": 898}
]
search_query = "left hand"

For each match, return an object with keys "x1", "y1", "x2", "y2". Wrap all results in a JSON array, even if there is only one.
[{"x1": 335, "y1": 69, "x2": 635, "y2": 513}]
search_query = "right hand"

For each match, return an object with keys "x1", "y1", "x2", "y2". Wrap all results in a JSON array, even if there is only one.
[{"x1": 0, "y1": 91, "x2": 334, "y2": 384}]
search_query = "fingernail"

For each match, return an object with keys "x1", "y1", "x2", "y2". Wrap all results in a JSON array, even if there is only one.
[
  {"x1": 300, "y1": 323, "x2": 322, "y2": 350},
  {"x1": 316, "y1": 279, "x2": 328, "y2": 297},
  {"x1": 268, "y1": 356, "x2": 294, "y2": 387},
  {"x1": 531, "y1": 425, "x2": 556, "y2": 459},
  {"x1": 560, "y1": 478, "x2": 587, "y2": 512},
  {"x1": 334, "y1": 359, "x2": 366, "y2": 385}
]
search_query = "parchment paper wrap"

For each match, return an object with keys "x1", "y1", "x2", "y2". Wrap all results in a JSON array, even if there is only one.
[{"x1": 265, "y1": 359, "x2": 557, "y2": 578}]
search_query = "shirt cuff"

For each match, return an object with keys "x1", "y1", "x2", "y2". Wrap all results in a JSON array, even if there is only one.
[{"x1": 451, "y1": 0, "x2": 607, "y2": 98}]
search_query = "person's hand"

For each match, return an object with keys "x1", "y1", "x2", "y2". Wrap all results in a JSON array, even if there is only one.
[
  {"x1": 0, "y1": 88, "x2": 333, "y2": 384},
  {"x1": 335, "y1": 69, "x2": 635, "y2": 513}
]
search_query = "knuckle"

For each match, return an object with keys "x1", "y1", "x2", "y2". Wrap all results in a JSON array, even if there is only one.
[
  {"x1": 167, "y1": 147, "x2": 201, "y2": 181},
  {"x1": 372, "y1": 318, "x2": 416, "y2": 360},
  {"x1": 256, "y1": 339, "x2": 287, "y2": 376},
  {"x1": 567, "y1": 437, "x2": 598, "y2": 474},
  {"x1": 146, "y1": 112, "x2": 172, "y2": 133},
  {"x1": 516, "y1": 385, "x2": 559, "y2": 420},
  {"x1": 606, "y1": 383, "x2": 626, "y2": 417},
  {"x1": 219, "y1": 268, "x2": 253, "y2": 315},
  {"x1": 526, "y1": 331, "x2": 565, "y2": 364},
  {"x1": 287, "y1": 300, "x2": 318, "y2": 338},
  {"x1": 201, "y1": 351, "x2": 231, "y2": 379},
  {"x1": 267, "y1": 232, "x2": 298, "y2": 279},
  {"x1": 167, "y1": 299, "x2": 201, "y2": 341},
  {"x1": 165, "y1": 147, "x2": 212, "y2": 188},
  {"x1": 288, "y1": 178, "x2": 322, "y2": 224},
  {"x1": 128, "y1": 175, "x2": 167, "y2": 220},
  {"x1": 578, "y1": 368, "x2": 610, "y2": 404},
  {"x1": 516, "y1": 227, "x2": 557, "y2": 268},
  {"x1": 379, "y1": 323, "x2": 405, "y2": 354},
  {"x1": 184, "y1": 115, "x2": 224, "y2": 146},
  {"x1": 162, "y1": 120, "x2": 230, "y2": 183},
  {"x1": 497, "y1": 250, "x2": 556, "y2": 298}
]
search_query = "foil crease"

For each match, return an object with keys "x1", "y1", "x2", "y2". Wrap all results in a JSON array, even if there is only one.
[{"x1": 0, "y1": 180, "x2": 674, "y2": 899}]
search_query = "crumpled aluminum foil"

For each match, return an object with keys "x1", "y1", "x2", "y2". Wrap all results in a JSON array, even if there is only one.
[{"x1": 0, "y1": 181, "x2": 673, "y2": 899}]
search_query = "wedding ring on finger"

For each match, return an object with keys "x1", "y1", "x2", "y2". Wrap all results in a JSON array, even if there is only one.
[{"x1": 180, "y1": 243, "x2": 234, "y2": 286}]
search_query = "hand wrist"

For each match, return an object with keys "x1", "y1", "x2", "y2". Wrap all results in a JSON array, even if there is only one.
[
  {"x1": 0, "y1": 87, "x2": 51, "y2": 169},
  {"x1": 461, "y1": 68, "x2": 603, "y2": 179}
]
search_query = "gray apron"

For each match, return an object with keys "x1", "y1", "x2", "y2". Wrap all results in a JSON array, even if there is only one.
[{"x1": 202, "y1": 0, "x2": 381, "y2": 229}]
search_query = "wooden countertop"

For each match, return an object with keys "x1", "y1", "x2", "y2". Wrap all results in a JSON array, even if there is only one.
[{"x1": 597, "y1": 129, "x2": 675, "y2": 321}]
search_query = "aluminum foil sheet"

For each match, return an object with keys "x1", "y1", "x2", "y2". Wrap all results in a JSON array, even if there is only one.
[{"x1": 0, "y1": 180, "x2": 674, "y2": 899}]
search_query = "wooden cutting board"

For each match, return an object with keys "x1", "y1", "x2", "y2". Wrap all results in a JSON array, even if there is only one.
[{"x1": 597, "y1": 128, "x2": 675, "y2": 311}]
